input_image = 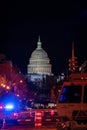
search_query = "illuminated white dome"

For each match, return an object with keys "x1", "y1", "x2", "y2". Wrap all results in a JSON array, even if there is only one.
[{"x1": 27, "y1": 36, "x2": 52, "y2": 75}]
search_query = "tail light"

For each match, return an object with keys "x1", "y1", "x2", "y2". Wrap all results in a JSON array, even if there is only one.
[
  {"x1": 0, "y1": 105, "x2": 3, "y2": 110},
  {"x1": 50, "y1": 109, "x2": 54, "y2": 116},
  {"x1": 13, "y1": 112, "x2": 18, "y2": 117}
]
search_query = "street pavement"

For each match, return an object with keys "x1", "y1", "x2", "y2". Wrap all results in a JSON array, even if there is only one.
[
  {"x1": 1, "y1": 126, "x2": 57, "y2": 130},
  {"x1": 0, "y1": 124, "x2": 87, "y2": 130},
  {"x1": 7, "y1": 126, "x2": 87, "y2": 130},
  {"x1": 1, "y1": 126, "x2": 87, "y2": 130}
]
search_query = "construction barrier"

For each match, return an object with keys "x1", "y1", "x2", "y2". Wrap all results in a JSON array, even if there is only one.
[
  {"x1": 35, "y1": 109, "x2": 42, "y2": 128},
  {"x1": 1, "y1": 118, "x2": 8, "y2": 130}
]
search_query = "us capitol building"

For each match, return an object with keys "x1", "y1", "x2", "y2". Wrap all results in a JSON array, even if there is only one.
[{"x1": 26, "y1": 36, "x2": 53, "y2": 87}]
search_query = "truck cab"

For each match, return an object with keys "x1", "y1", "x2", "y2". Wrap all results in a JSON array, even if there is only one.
[{"x1": 57, "y1": 73, "x2": 87, "y2": 129}]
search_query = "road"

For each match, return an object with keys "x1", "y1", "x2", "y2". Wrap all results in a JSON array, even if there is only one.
[
  {"x1": 0, "y1": 125, "x2": 57, "y2": 130},
  {"x1": 1, "y1": 125, "x2": 87, "y2": 130},
  {"x1": 0, "y1": 109, "x2": 87, "y2": 130}
]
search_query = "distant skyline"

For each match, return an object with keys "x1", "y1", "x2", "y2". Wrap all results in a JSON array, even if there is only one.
[{"x1": 0, "y1": 1, "x2": 87, "y2": 75}]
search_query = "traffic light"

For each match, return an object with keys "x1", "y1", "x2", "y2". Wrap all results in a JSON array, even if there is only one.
[{"x1": 69, "y1": 57, "x2": 78, "y2": 72}]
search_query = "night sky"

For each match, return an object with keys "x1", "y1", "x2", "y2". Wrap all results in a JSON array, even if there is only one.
[{"x1": 0, "y1": 1, "x2": 87, "y2": 75}]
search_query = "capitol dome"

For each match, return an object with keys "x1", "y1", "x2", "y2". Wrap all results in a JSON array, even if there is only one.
[{"x1": 27, "y1": 36, "x2": 52, "y2": 75}]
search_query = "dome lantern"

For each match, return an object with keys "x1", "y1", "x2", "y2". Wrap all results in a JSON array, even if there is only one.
[{"x1": 37, "y1": 36, "x2": 42, "y2": 49}]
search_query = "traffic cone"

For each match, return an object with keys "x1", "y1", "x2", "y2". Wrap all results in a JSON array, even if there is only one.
[{"x1": 1, "y1": 118, "x2": 8, "y2": 130}]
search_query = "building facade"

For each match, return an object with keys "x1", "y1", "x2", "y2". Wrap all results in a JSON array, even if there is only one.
[
  {"x1": 27, "y1": 36, "x2": 53, "y2": 84},
  {"x1": 27, "y1": 36, "x2": 52, "y2": 76}
]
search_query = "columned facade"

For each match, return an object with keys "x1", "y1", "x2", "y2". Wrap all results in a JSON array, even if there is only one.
[{"x1": 27, "y1": 36, "x2": 52, "y2": 76}]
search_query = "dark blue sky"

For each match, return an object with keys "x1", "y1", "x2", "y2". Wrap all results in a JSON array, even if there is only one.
[{"x1": 0, "y1": 1, "x2": 87, "y2": 75}]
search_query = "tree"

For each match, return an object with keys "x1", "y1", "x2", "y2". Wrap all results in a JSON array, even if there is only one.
[{"x1": 0, "y1": 58, "x2": 28, "y2": 100}]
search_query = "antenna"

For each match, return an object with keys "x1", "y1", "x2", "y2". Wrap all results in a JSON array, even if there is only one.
[
  {"x1": 69, "y1": 41, "x2": 78, "y2": 73},
  {"x1": 72, "y1": 41, "x2": 75, "y2": 59}
]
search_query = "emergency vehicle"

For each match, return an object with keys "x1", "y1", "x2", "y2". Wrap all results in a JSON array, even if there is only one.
[
  {"x1": 57, "y1": 42, "x2": 87, "y2": 129},
  {"x1": 57, "y1": 73, "x2": 87, "y2": 129},
  {"x1": 0, "y1": 94, "x2": 19, "y2": 125}
]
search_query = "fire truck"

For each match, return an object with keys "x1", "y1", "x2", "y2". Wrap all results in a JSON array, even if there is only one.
[
  {"x1": 56, "y1": 43, "x2": 87, "y2": 129},
  {"x1": 57, "y1": 73, "x2": 87, "y2": 129}
]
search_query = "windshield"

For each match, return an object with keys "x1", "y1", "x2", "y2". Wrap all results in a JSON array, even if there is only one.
[
  {"x1": 84, "y1": 86, "x2": 87, "y2": 103},
  {"x1": 59, "y1": 85, "x2": 82, "y2": 103}
]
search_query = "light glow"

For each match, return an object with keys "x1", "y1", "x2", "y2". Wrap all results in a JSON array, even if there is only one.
[
  {"x1": 5, "y1": 103, "x2": 14, "y2": 110},
  {"x1": 0, "y1": 105, "x2": 3, "y2": 109}
]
